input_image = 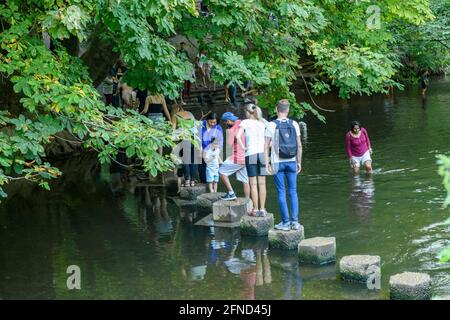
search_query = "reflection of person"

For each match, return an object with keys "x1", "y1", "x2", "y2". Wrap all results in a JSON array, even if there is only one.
[
  {"x1": 255, "y1": 248, "x2": 272, "y2": 287},
  {"x1": 349, "y1": 175, "x2": 375, "y2": 222},
  {"x1": 283, "y1": 263, "x2": 303, "y2": 300},
  {"x1": 420, "y1": 71, "x2": 428, "y2": 97},
  {"x1": 345, "y1": 121, "x2": 373, "y2": 174}
]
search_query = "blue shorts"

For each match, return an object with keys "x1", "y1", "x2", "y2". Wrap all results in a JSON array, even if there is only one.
[
  {"x1": 206, "y1": 166, "x2": 219, "y2": 182},
  {"x1": 245, "y1": 153, "x2": 267, "y2": 177}
]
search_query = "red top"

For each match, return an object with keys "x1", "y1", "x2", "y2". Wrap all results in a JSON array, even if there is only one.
[
  {"x1": 345, "y1": 128, "x2": 371, "y2": 158},
  {"x1": 227, "y1": 120, "x2": 246, "y2": 165}
]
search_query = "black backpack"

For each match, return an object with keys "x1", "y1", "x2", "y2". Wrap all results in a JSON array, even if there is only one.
[{"x1": 274, "y1": 119, "x2": 298, "y2": 159}]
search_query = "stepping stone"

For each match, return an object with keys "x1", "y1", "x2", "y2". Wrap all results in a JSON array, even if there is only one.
[
  {"x1": 240, "y1": 213, "x2": 274, "y2": 237},
  {"x1": 389, "y1": 272, "x2": 432, "y2": 300},
  {"x1": 196, "y1": 192, "x2": 226, "y2": 214},
  {"x1": 268, "y1": 227, "x2": 305, "y2": 250},
  {"x1": 179, "y1": 184, "x2": 206, "y2": 200},
  {"x1": 298, "y1": 237, "x2": 336, "y2": 265},
  {"x1": 339, "y1": 255, "x2": 381, "y2": 284},
  {"x1": 212, "y1": 198, "x2": 252, "y2": 223}
]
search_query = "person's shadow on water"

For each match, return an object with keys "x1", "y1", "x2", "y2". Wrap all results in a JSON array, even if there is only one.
[{"x1": 348, "y1": 175, "x2": 375, "y2": 223}]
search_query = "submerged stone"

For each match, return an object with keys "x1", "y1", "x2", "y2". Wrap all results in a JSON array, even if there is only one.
[
  {"x1": 240, "y1": 213, "x2": 274, "y2": 237},
  {"x1": 389, "y1": 272, "x2": 432, "y2": 300},
  {"x1": 179, "y1": 184, "x2": 206, "y2": 200},
  {"x1": 268, "y1": 227, "x2": 305, "y2": 250},
  {"x1": 298, "y1": 237, "x2": 336, "y2": 265},
  {"x1": 197, "y1": 192, "x2": 226, "y2": 214},
  {"x1": 339, "y1": 255, "x2": 381, "y2": 284},
  {"x1": 212, "y1": 198, "x2": 252, "y2": 223}
]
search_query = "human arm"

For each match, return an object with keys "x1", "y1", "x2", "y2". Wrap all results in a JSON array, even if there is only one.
[
  {"x1": 161, "y1": 96, "x2": 171, "y2": 121},
  {"x1": 236, "y1": 127, "x2": 246, "y2": 151},
  {"x1": 141, "y1": 96, "x2": 149, "y2": 115},
  {"x1": 264, "y1": 136, "x2": 272, "y2": 174},
  {"x1": 296, "y1": 134, "x2": 302, "y2": 174}
]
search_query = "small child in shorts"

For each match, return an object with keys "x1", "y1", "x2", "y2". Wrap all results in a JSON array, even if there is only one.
[{"x1": 203, "y1": 139, "x2": 222, "y2": 193}]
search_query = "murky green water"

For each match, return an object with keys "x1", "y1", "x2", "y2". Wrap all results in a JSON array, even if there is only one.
[{"x1": 1, "y1": 79, "x2": 449, "y2": 299}]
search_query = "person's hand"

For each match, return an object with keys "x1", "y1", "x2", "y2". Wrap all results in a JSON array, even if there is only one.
[
  {"x1": 266, "y1": 162, "x2": 273, "y2": 174},
  {"x1": 296, "y1": 162, "x2": 302, "y2": 174},
  {"x1": 350, "y1": 159, "x2": 357, "y2": 168},
  {"x1": 369, "y1": 147, "x2": 373, "y2": 155}
]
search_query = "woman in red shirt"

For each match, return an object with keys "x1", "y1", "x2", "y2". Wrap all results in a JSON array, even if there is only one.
[{"x1": 345, "y1": 121, "x2": 373, "y2": 174}]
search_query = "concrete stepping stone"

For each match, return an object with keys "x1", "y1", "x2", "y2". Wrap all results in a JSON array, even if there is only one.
[
  {"x1": 298, "y1": 237, "x2": 336, "y2": 265},
  {"x1": 268, "y1": 227, "x2": 305, "y2": 250},
  {"x1": 212, "y1": 198, "x2": 252, "y2": 223},
  {"x1": 196, "y1": 192, "x2": 226, "y2": 214},
  {"x1": 339, "y1": 255, "x2": 381, "y2": 284},
  {"x1": 179, "y1": 184, "x2": 206, "y2": 200},
  {"x1": 240, "y1": 213, "x2": 274, "y2": 237},
  {"x1": 389, "y1": 272, "x2": 432, "y2": 300}
]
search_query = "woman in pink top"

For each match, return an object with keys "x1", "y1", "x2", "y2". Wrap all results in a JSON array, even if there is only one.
[{"x1": 345, "y1": 121, "x2": 373, "y2": 174}]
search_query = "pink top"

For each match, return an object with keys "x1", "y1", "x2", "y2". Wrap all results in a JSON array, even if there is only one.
[
  {"x1": 227, "y1": 119, "x2": 246, "y2": 165},
  {"x1": 345, "y1": 128, "x2": 371, "y2": 158}
]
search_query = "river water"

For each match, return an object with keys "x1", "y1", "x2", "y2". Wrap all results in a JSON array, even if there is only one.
[{"x1": 0, "y1": 79, "x2": 449, "y2": 299}]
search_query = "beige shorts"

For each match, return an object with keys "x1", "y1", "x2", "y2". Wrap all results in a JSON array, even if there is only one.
[{"x1": 351, "y1": 150, "x2": 372, "y2": 167}]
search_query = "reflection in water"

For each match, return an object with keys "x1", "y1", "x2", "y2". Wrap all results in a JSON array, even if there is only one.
[{"x1": 349, "y1": 175, "x2": 375, "y2": 222}]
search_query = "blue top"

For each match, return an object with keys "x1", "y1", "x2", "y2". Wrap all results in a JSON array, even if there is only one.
[{"x1": 201, "y1": 120, "x2": 223, "y2": 150}]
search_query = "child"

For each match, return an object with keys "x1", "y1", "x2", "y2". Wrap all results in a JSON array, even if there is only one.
[{"x1": 203, "y1": 139, "x2": 222, "y2": 193}]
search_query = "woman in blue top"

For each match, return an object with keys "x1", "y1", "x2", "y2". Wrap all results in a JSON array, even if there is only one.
[{"x1": 199, "y1": 113, "x2": 223, "y2": 183}]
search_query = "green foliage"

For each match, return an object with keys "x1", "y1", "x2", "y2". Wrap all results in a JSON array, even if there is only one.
[
  {"x1": 437, "y1": 155, "x2": 450, "y2": 263},
  {"x1": 0, "y1": 0, "x2": 446, "y2": 201}
]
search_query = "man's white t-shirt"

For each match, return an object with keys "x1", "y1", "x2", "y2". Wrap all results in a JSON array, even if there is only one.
[
  {"x1": 239, "y1": 119, "x2": 268, "y2": 156},
  {"x1": 265, "y1": 118, "x2": 301, "y2": 163}
]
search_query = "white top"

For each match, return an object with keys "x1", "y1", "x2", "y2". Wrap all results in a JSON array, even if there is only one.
[
  {"x1": 265, "y1": 118, "x2": 300, "y2": 163},
  {"x1": 204, "y1": 147, "x2": 221, "y2": 169},
  {"x1": 239, "y1": 119, "x2": 268, "y2": 156}
]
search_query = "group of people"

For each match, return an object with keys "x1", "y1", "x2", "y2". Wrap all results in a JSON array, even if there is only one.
[
  {"x1": 101, "y1": 56, "x2": 374, "y2": 232},
  {"x1": 172, "y1": 99, "x2": 306, "y2": 231}
]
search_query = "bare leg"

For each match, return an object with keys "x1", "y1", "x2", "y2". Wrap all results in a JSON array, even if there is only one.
[
  {"x1": 352, "y1": 165, "x2": 360, "y2": 175},
  {"x1": 213, "y1": 182, "x2": 218, "y2": 193},
  {"x1": 364, "y1": 160, "x2": 373, "y2": 174},
  {"x1": 220, "y1": 173, "x2": 234, "y2": 193},
  {"x1": 208, "y1": 182, "x2": 214, "y2": 193},
  {"x1": 242, "y1": 182, "x2": 250, "y2": 198},
  {"x1": 257, "y1": 176, "x2": 266, "y2": 212},
  {"x1": 249, "y1": 176, "x2": 259, "y2": 210}
]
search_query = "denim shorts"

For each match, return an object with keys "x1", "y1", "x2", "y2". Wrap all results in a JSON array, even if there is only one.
[
  {"x1": 245, "y1": 153, "x2": 266, "y2": 177},
  {"x1": 206, "y1": 166, "x2": 219, "y2": 182},
  {"x1": 148, "y1": 113, "x2": 164, "y2": 123}
]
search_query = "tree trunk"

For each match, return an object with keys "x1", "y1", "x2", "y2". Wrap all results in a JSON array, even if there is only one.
[{"x1": 80, "y1": 25, "x2": 120, "y2": 87}]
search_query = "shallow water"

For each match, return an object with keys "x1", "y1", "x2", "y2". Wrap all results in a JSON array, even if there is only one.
[{"x1": 0, "y1": 79, "x2": 449, "y2": 299}]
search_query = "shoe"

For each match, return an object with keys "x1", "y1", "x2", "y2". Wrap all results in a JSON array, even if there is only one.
[
  {"x1": 291, "y1": 222, "x2": 301, "y2": 230},
  {"x1": 274, "y1": 222, "x2": 290, "y2": 231},
  {"x1": 256, "y1": 209, "x2": 267, "y2": 217},
  {"x1": 221, "y1": 192, "x2": 237, "y2": 201}
]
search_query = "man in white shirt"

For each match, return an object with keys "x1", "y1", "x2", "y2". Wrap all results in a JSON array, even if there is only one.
[{"x1": 264, "y1": 99, "x2": 302, "y2": 231}]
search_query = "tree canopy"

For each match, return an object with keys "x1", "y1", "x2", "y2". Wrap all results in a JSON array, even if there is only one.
[{"x1": 0, "y1": 0, "x2": 448, "y2": 198}]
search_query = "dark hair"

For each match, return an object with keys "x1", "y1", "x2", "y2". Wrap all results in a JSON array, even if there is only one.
[
  {"x1": 351, "y1": 121, "x2": 361, "y2": 131},
  {"x1": 206, "y1": 112, "x2": 219, "y2": 122}
]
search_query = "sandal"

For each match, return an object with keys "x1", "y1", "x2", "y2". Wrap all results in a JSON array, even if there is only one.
[
  {"x1": 190, "y1": 181, "x2": 195, "y2": 187},
  {"x1": 256, "y1": 209, "x2": 267, "y2": 217},
  {"x1": 182, "y1": 181, "x2": 190, "y2": 187},
  {"x1": 247, "y1": 208, "x2": 258, "y2": 217}
]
